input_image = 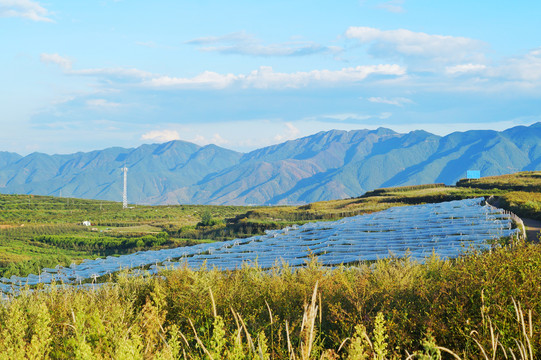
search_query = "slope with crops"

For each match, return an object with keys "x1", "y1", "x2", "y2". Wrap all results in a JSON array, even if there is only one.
[
  {"x1": 3, "y1": 172, "x2": 541, "y2": 278},
  {"x1": 0, "y1": 171, "x2": 540, "y2": 358}
]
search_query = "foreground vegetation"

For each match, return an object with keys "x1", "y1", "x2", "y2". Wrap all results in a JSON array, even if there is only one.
[{"x1": 1, "y1": 241, "x2": 539, "y2": 359}]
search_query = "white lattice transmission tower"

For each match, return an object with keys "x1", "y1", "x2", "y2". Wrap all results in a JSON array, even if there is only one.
[{"x1": 122, "y1": 167, "x2": 128, "y2": 209}]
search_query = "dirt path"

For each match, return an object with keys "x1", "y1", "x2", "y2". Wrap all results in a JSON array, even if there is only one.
[
  {"x1": 521, "y1": 217, "x2": 541, "y2": 243},
  {"x1": 486, "y1": 197, "x2": 541, "y2": 243}
]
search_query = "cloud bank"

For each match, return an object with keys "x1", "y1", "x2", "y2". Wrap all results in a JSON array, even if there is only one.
[
  {"x1": 187, "y1": 31, "x2": 339, "y2": 57},
  {"x1": 0, "y1": 0, "x2": 52, "y2": 22},
  {"x1": 345, "y1": 26, "x2": 484, "y2": 63},
  {"x1": 141, "y1": 130, "x2": 181, "y2": 143},
  {"x1": 367, "y1": 96, "x2": 413, "y2": 106},
  {"x1": 145, "y1": 65, "x2": 406, "y2": 89},
  {"x1": 40, "y1": 53, "x2": 72, "y2": 70}
]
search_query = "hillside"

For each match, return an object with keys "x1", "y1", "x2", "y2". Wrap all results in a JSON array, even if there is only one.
[
  {"x1": 1, "y1": 172, "x2": 541, "y2": 359},
  {"x1": 3, "y1": 171, "x2": 541, "y2": 279},
  {"x1": 2, "y1": 123, "x2": 541, "y2": 205}
]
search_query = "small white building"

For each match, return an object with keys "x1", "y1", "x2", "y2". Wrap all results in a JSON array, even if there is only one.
[{"x1": 82, "y1": 221, "x2": 91, "y2": 226}]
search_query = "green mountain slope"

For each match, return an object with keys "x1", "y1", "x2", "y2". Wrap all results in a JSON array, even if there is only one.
[{"x1": 2, "y1": 123, "x2": 541, "y2": 205}]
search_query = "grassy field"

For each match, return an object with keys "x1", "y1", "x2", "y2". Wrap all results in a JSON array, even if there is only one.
[{"x1": 0, "y1": 195, "x2": 252, "y2": 277}]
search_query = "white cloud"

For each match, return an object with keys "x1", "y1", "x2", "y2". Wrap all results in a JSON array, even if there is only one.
[
  {"x1": 274, "y1": 122, "x2": 300, "y2": 142},
  {"x1": 440, "y1": 49, "x2": 541, "y2": 86},
  {"x1": 40, "y1": 53, "x2": 154, "y2": 82},
  {"x1": 145, "y1": 65, "x2": 406, "y2": 90},
  {"x1": 378, "y1": 0, "x2": 405, "y2": 13},
  {"x1": 187, "y1": 31, "x2": 337, "y2": 57},
  {"x1": 40, "y1": 53, "x2": 72, "y2": 70},
  {"x1": 367, "y1": 96, "x2": 413, "y2": 106},
  {"x1": 86, "y1": 99, "x2": 121, "y2": 108},
  {"x1": 311, "y1": 112, "x2": 393, "y2": 122},
  {"x1": 489, "y1": 48, "x2": 541, "y2": 81},
  {"x1": 188, "y1": 31, "x2": 249, "y2": 45},
  {"x1": 39, "y1": 53, "x2": 405, "y2": 91},
  {"x1": 141, "y1": 130, "x2": 181, "y2": 143},
  {"x1": 70, "y1": 67, "x2": 154, "y2": 80},
  {"x1": 0, "y1": 0, "x2": 52, "y2": 22},
  {"x1": 243, "y1": 65, "x2": 406, "y2": 88},
  {"x1": 322, "y1": 113, "x2": 372, "y2": 121},
  {"x1": 136, "y1": 41, "x2": 157, "y2": 48},
  {"x1": 210, "y1": 133, "x2": 228, "y2": 146},
  {"x1": 445, "y1": 63, "x2": 487, "y2": 75},
  {"x1": 191, "y1": 133, "x2": 229, "y2": 146},
  {"x1": 191, "y1": 135, "x2": 206, "y2": 144},
  {"x1": 146, "y1": 71, "x2": 238, "y2": 89},
  {"x1": 135, "y1": 41, "x2": 175, "y2": 50},
  {"x1": 345, "y1": 26, "x2": 483, "y2": 62}
]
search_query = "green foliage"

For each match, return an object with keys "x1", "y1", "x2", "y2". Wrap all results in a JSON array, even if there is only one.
[
  {"x1": 1, "y1": 171, "x2": 541, "y2": 357},
  {"x1": 346, "y1": 324, "x2": 370, "y2": 360},
  {"x1": 364, "y1": 183, "x2": 448, "y2": 196},
  {"x1": 198, "y1": 210, "x2": 221, "y2": 227},
  {"x1": 457, "y1": 171, "x2": 541, "y2": 193},
  {"x1": 0, "y1": 180, "x2": 492, "y2": 278},
  {"x1": 33, "y1": 232, "x2": 170, "y2": 251},
  {"x1": 372, "y1": 313, "x2": 388, "y2": 360},
  {"x1": 496, "y1": 191, "x2": 541, "y2": 221},
  {"x1": 0, "y1": 242, "x2": 540, "y2": 358},
  {"x1": 408, "y1": 331, "x2": 442, "y2": 360},
  {"x1": 0, "y1": 194, "x2": 253, "y2": 276},
  {"x1": 1, "y1": 255, "x2": 72, "y2": 278},
  {"x1": 3, "y1": 170, "x2": 539, "y2": 279}
]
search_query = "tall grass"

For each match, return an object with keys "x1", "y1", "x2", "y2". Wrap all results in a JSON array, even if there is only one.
[{"x1": 0, "y1": 240, "x2": 539, "y2": 359}]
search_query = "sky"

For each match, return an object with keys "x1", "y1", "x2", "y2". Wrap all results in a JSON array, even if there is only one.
[{"x1": 2, "y1": 0, "x2": 541, "y2": 155}]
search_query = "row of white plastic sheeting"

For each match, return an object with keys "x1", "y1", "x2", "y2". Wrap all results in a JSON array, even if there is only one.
[{"x1": 1, "y1": 198, "x2": 519, "y2": 293}]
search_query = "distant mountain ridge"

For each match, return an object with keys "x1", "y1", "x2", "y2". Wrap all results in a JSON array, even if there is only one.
[{"x1": 2, "y1": 123, "x2": 541, "y2": 205}]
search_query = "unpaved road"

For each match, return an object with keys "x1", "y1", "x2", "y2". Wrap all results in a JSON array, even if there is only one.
[{"x1": 522, "y1": 218, "x2": 541, "y2": 243}]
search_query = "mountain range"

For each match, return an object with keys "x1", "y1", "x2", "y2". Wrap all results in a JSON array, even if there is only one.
[{"x1": 2, "y1": 123, "x2": 541, "y2": 205}]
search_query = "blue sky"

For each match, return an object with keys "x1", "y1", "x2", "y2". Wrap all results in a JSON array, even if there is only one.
[{"x1": 2, "y1": 0, "x2": 541, "y2": 155}]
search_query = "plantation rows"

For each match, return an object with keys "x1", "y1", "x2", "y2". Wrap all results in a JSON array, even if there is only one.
[
  {"x1": 0, "y1": 242, "x2": 539, "y2": 359},
  {"x1": 33, "y1": 232, "x2": 170, "y2": 251},
  {"x1": 0, "y1": 198, "x2": 519, "y2": 293}
]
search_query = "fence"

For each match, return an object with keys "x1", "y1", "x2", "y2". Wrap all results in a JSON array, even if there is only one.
[{"x1": 485, "y1": 196, "x2": 526, "y2": 241}]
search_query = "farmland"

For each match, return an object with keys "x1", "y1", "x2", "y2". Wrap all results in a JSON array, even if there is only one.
[
  {"x1": 0, "y1": 172, "x2": 540, "y2": 358},
  {"x1": 2, "y1": 173, "x2": 540, "y2": 278}
]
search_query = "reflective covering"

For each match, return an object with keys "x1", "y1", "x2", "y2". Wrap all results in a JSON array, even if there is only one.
[{"x1": 0, "y1": 198, "x2": 518, "y2": 294}]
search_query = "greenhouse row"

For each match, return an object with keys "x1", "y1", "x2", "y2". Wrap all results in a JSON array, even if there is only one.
[{"x1": 0, "y1": 198, "x2": 519, "y2": 294}]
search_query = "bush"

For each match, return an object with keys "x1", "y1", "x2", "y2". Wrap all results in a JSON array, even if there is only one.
[
  {"x1": 32, "y1": 233, "x2": 171, "y2": 252},
  {"x1": 197, "y1": 210, "x2": 221, "y2": 227},
  {"x1": 1, "y1": 242, "x2": 539, "y2": 358}
]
